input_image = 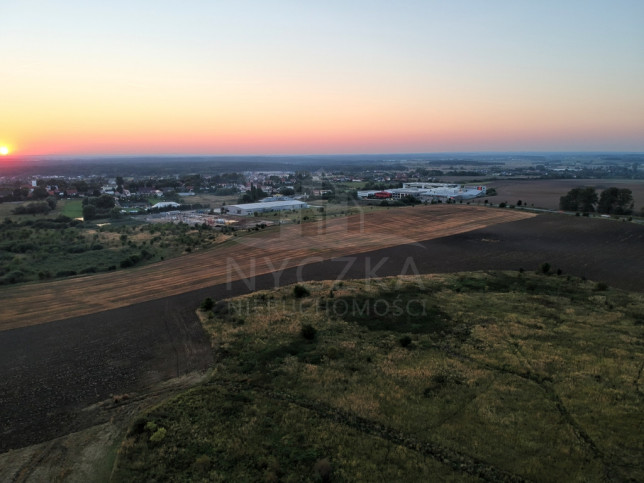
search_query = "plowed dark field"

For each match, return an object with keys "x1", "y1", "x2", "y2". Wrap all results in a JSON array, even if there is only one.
[
  {"x1": 1, "y1": 209, "x2": 643, "y2": 454},
  {"x1": 487, "y1": 178, "x2": 644, "y2": 210}
]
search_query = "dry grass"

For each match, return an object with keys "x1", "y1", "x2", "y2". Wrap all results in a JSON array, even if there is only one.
[{"x1": 113, "y1": 271, "x2": 644, "y2": 481}]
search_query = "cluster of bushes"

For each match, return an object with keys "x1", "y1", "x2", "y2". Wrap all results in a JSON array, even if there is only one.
[
  {"x1": 82, "y1": 194, "x2": 117, "y2": 220},
  {"x1": 12, "y1": 197, "x2": 57, "y2": 215},
  {"x1": 120, "y1": 249, "x2": 154, "y2": 268}
]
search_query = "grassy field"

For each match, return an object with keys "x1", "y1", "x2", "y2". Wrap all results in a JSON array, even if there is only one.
[
  {"x1": 112, "y1": 271, "x2": 644, "y2": 481},
  {"x1": 60, "y1": 199, "x2": 83, "y2": 218}
]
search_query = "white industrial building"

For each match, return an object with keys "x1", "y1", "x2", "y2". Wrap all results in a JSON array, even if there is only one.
[
  {"x1": 357, "y1": 183, "x2": 486, "y2": 201},
  {"x1": 149, "y1": 201, "x2": 181, "y2": 210},
  {"x1": 226, "y1": 199, "x2": 308, "y2": 216}
]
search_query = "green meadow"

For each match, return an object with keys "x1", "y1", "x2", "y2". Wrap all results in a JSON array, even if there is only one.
[
  {"x1": 60, "y1": 199, "x2": 84, "y2": 218},
  {"x1": 112, "y1": 271, "x2": 644, "y2": 482}
]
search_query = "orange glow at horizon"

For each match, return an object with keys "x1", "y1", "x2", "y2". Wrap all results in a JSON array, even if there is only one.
[{"x1": 1, "y1": 2, "x2": 643, "y2": 156}]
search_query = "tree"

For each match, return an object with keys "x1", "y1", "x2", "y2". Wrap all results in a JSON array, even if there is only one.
[
  {"x1": 597, "y1": 187, "x2": 633, "y2": 215},
  {"x1": 559, "y1": 187, "x2": 597, "y2": 212},
  {"x1": 300, "y1": 324, "x2": 317, "y2": 340},
  {"x1": 45, "y1": 196, "x2": 57, "y2": 211},
  {"x1": 200, "y1": 297, "x2": 214, "y2": 311},
  {"x1": 95, "y1": 194, "x2": 116, "y2": 210},
  {"x1": 82, "y1": 205, "x2": 97, "y2": 220},
  {"x1": 31, "y1": 186, "x2": 49, "y2": 200},
  {"x1": 239, "y1": 183, "x2": 267, "y2": 203}
]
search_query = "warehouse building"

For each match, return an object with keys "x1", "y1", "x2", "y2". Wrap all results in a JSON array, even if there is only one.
[
  {"x1": 226, "y1": 199, "x2": 308, "y2": 216},
  {"x1": 358, "y1": 183, "x2": 486, "y2": 201}
]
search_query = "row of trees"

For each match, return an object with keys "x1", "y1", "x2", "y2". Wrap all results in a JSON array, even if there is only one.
[{"x1": 559, "y1": 187, "x2": 634, "y2": 215}]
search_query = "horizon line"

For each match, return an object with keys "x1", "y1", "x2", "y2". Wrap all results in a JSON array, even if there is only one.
[{"x1": 5, "y1": 150, "x2": 644, "y2": 160}]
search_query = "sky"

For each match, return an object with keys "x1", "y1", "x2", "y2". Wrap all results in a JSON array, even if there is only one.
[{"x1": 1, "y1": 0, "x2": 643, "y2": 156}]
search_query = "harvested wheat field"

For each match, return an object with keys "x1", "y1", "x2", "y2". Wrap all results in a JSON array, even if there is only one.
[{"x1": 0, "y1": 205, "x2": 532, "y2": 331}]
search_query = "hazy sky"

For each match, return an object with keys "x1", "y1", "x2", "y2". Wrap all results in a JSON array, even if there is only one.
[{"x1": 1, "y1": 0, "x2": 643, "y2": 155}]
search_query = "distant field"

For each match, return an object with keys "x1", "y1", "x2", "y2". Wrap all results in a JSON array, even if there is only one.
[
  {"x1": 60, "y1": 199, "x2": 83, "y2": 218},
  {"x1": 485, "y1": 178, "x2": 644, "y2": 211},
  {"x1": 0, "y1": 205, "x2": 533, "y2": 330},
  {"x1": 0, "y1": 199, "x2": 84, "y2": 220},
  {"x1": 0, "y1": 202, "x2": 19, "y2": 218},
  {"x1": 112, "y1": 272, "x2": 644, "y2": 481}
]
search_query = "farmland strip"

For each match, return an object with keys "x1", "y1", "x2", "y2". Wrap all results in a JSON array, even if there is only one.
[{"x1": 0, "y1": 206, "x2": 533, "y2": 330}]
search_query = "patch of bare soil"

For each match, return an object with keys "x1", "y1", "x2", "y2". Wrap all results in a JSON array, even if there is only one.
[{"x1": 0, "y1": 303, "x2": 212, "y2": 454}]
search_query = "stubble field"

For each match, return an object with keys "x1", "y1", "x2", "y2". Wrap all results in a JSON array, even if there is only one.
[{"x1": 0, "y1": 205, "x2": 533, "y2": 331}]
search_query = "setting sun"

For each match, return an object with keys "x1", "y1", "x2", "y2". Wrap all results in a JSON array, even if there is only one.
[{"x1": 0, "y1": 146, "x2": 9, "y2": 156}]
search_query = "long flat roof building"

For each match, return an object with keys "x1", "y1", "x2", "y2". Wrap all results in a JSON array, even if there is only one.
[{"x1": 227, "y1": 199, "x2": 308, "y2": 216}]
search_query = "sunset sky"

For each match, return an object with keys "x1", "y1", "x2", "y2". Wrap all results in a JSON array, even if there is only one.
[{"x1": 1, "y1": 0, "x2": 643, "y2": 156}]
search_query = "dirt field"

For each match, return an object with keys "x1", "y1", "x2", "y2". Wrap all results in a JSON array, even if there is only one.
[
  {"x1": 0, "y1": 299, "x2": 212, "y2": 454},
  {"x1": 0, "y1": 205, "x2": 532, "y2": 331},
  {"x1": 1, "y1": 206, "x2": 644, "y2": 475},
  {"x1": 485, "y1": 178, "x2": 644, "y2": 211}
]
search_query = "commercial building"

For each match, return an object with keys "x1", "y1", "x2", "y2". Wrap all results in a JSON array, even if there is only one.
[
  {"x1": 226, "y1": 200, "x2": 308, "y2": 216},
  {"x1": 358, "y1": 183, "x2": 486, "y2": 202}
]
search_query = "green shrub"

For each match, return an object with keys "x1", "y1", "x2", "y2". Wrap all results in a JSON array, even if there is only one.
[
  {"x1": 301, "y1": 324, "x2": 317, "y2": 340},
  {"x1": 149, "y1": 427, "x2": 167, "y2": 443},
  {"x1": 293, "y1": 284, "x2": 310, "y2": 298},
  {"x1": 193, "y1": 455, "x2": 212, "y2": 473},
  {"x1": 201, "y1": 297, "x2": 215, "y2": 311},
  {"x1": 399, "y1": 335, "x2": 412, "y2": 348},
  {"x1": 120, "y1": 254, "x2": 141, "y2": 268},
  {"x1": 313, "y1": 458, "x2": 333, "y2": 482},
  {"x1": 594, "y1": 282, "x2": 608, "y2": 292},
  {"x1": 56, "y1": 270, "x2": 77, "y2": 278}
]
